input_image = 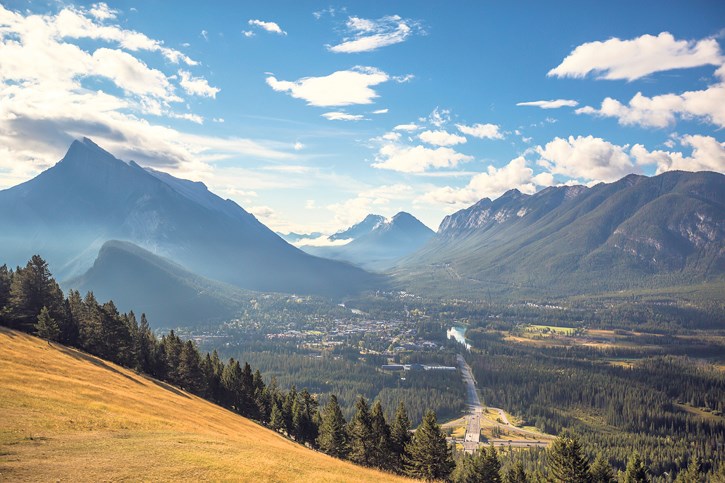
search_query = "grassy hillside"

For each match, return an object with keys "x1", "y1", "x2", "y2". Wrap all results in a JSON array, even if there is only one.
[{"x1": 0, "y1": 328, "x2": 409, "y2": 482}]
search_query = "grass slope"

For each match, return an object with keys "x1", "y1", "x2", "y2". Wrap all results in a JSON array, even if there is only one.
[{"x1": 0, "y1": 328, "x2": 409, "y2": 482}]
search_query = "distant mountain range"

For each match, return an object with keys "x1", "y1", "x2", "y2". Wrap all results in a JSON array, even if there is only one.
[
  {"x1": 0, "y1": 138, "x2": 381, "y2": 298},
  {"x1": 393, "y1": 171, "x2": 725, "y2": 298},
  {"x1": 64, "y1": 240, "x2": 249, "y2": 327},
  {"x1": 302, "y1": 212, "x2": 435, "y2": 271}
]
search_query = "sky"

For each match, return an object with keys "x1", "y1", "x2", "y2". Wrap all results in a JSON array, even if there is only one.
[{"x1": 1, "y1": 1, "x2": 724, "y2": 236}]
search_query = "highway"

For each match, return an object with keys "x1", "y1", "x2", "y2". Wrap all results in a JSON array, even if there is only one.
[{"x1": 457, "y1": 354, "x2": 482, "y2": 453}]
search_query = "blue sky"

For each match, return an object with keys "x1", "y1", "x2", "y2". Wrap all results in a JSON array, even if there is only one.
[{"x1": 1, "y1": 1, "x2": 724, "y2": 235}]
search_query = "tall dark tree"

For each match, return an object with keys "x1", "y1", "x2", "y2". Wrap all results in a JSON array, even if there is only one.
[
  {"x1": 347, "y1": 396, "x2": 374, "y2": 466},
  {"x1": 404, "y1": 409, "x2": 454, "y2": 481},
  {"x1": 252, "y1": 369, "x2": 267, "y2": 420},
  {"x1": 675, "y1": 456, "x2": 703, "y2": 483},
  {"x1": 370, "y1": 400, "x2": 392, "y2": 470},
  {"x1": 221, "y1": 358, "x2": 243, "y2": 410},
  {"x1": 317, "y1": 394, "x2": 348, "y2": 458},
  {"x1": 547, "y1": 434, "x2": 591, "y2": 483},
  {"x1": 240, "y1": 361, "x2": 255, "y2": 416},
  {"x1": 0, "y1": 264, "x2": 12, "y2": 314},
  {"x1": 135, "y1": 313, "x2": 155, "y2": 374},
  {"x1": 622, "y1": 452, "x2": 648, "y2": 483},
  {"x1": 505, "y1": 461, "x2": 528, "y2": 483},
  {"x1": 202, "y1": 350, "x2": 225, "y2": 403},
  {"x1": 390, "y1": 401, "x2": 412, "y2": 473},
  {"x1": 455, "y1": 444, "x2": 502, "y2": 483},
  {"x1": 79, "y1": 291, "x2": 103, "y2": 352},
  {"x1": 178, "y1": 340, "x2": 206, "y2": 396},
  {"x1": 7, "y1": 255, "x2": 64, "y2": 331},
  {"x1": 270, "y1": 400, "x2": 285, "y2": 432},
  {"x1": 282, "y1": 385, "x2": 297, "y2": 435},
  {"x1": 590, "y1": 453, "x2": 614, "y2": 483},
  {"x1": 35, "y1": 306, "x2": 60, "y2": 341}
]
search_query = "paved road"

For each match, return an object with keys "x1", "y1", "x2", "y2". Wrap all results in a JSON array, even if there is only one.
[{"x1": 457, "y1": 354, "x2": 482, "y2": 453}]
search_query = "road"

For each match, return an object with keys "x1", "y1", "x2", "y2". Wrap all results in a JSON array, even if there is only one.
[{"x1": 457, "y1": 354, "x2": 482, "y2": 453}]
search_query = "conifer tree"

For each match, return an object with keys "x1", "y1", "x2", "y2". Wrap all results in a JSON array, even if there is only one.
[
  {"x1": 178, "y1": 340, "x2": 206, "y2": 396},
  {"x1": 347, "y1": 396, "x2": 374, "y2": 466},
  {"x1": 505, "y1": 461, "x2": 528, "y2": 483},
  {"x1": 675, "y1": 457, "x2": 703, "y2": 483},
  {"x1": 370, "y1": 400, "x2": 392, "y2": 470},
  {"x1": 478, "y1": 444, "x2": 503, "y2": 483},
  {"x1": 317, "y1": 394, "x2": 348, "y2": 458},
  {"x1": 622, "y1": 452, "x2": 648, "y2": 483},
  {"x1": 404, "y1": 409, "x2": 454, "y2": 481},
  {"x1": 547, "y1": 434, "x2": 591, "y2": 483},
  {"x1": 35, "y1": 306, "x2": 60, "y2": 341},
  {"x1": 391, "y1": 400, "x2": 412, "y2": 473},
  {"x1": 0, "y1": 264, "x2": 12, "y2": 315},
  {"x1": 135, "y1": 313, "x2": 155, "y2": 374},
  {"x1": 590, "y1": 453, "x2": 614, "y2": 483},
  {"x1": 283, "y1": 386, "x2": 297, "y2": 434},
  {"x1": 270, "y1": 400, "x2": 285, "y2": 432},
  {"x1": 252, "y1": 369, "x2": 267, "y2": 420},
  {"x1": 221, "y1": 358, "x2": 243, "y2": 410},
  {"x1": 8, "y1": 255, "x2": 64, "y2": 331}
]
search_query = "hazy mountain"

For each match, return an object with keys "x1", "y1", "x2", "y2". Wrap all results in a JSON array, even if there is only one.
[
  {"x1": 277, "y1": 231, "x2": 323, "y2": 244},
  {"x1": 394, "y1": 171, "x2": 725, "y2": 298},
  {"x1": 64, "y1": 240, "x2": 249, "y2": 327},
  {"x1": 304, "y1": 212, "x2": 435, "y2": 271},
  {"x1": 0, "y1": 138, "x2": 381, "y2": 297}
]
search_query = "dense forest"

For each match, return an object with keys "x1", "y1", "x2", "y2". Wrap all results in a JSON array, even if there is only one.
[{"x1": 2, "y1": 255, "x2": 724, "y2": 481}]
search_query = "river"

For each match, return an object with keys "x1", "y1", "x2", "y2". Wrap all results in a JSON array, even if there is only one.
[{"x1": 447, "y1": 326, "x2": 471, "y2": 351}]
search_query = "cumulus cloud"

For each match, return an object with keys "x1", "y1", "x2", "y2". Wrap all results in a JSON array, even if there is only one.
[
  {"x1": 393, "y1": 123, "x2": 420, "y2": 131},
  {"x1": 631, "y1": 135, "x2": 725, "y2": 174},
  {"x1": 372, "y1": 143, "x2": 473, "y2": 173},
  {"x1": 266, "y1": 66, "x2": 389, "y2": 107},
  {"x1": 321, "y1": 111, "x2": 366, "y2": 121},
  {"x1": 516, "y1": 99, "x2": 578, "y2": 109},
  {"x1": 419, "y1": 130, "x2": 467, "y2": 146},
  {"x1": 535, "y1": 135, "x2": 636, "y2": 182},
  {"x1": 549, "y1": 32, "x2": 723, "y2": 81},
  {"x1": 456, "y1": 123, "x2": 504, "y2": 139},
  {"x1": 576, "y1": 80, "x2": 725, "y2": 129},
  {"x1": 248, "y1": 19, "x2": 286, "y2": 35},
  {"x1": 88, "y1": 3, "x2": 118, "y2": 21},
  {"x1": 421, "y1": 157, "x2": 540, "y2": 206},
  {"x1": 178, "y1": 70, "x2": 220, "y2": 98},
  {"x1": 427, "y1": 107, "x2": 451, "y2": 127},
  {"x1": 0, "y1": 4, "x2": 291, "y2": 189},
  {"x1": 327, "y1": 15, "x2": 421, "y2": 53}
]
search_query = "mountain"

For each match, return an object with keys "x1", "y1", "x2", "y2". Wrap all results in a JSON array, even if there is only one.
[
  {"x1": 304, "y1": 212, "x2": 435, "y2": 271},
  {"x1": 64, "y1": 240, "x2": 250, "y2": 327},
  {"x1": 394, "y1": 171, "x2": 725, "y2": 298},
  {"x1": 0, "y1": 138, "x2": 381, "y2": 297},
  {"x1": 277, "y1": 231, "x2": 323, "y2": 244},
  {"x1": 0, "y1": 328, "x2": 405, "y2": 482}
]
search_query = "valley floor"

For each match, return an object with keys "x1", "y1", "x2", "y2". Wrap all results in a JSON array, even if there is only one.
[{"x1": 0, "y1": 328, "x2": 408, "y2": 482}]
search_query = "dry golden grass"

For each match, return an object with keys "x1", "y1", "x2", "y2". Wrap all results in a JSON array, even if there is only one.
[{"x1": 0, "y1": 328, "x2": 410, "y2": 482}]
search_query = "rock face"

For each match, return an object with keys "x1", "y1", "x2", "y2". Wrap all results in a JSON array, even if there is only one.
[
  {"x1": 303, "y1": 212, "x2": 435, "y2": 271},
  {"x1": 0, "y1": 138, "x2": 381, "y2": 297},
  {"x1": 396, "y1": 171, "x2": 725, "y2": 295}
]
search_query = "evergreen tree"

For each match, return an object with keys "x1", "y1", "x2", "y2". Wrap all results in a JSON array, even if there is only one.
[
  {"x1": 347, "y1": 396, "x2": 374, "y2": 466},
  {"x1": 675, "y1": 456, "x2": 703, "y2": 483},
  {"x1": 317, "y1": 394, "x2": 348, "y2": 459},
  {"x1": 221, "y1": 359, "x2": 243, "y2": 410},
  {"x1": 202, "y1": 350, "x2": 225, "y2": 403},
  {"x1": 283, "y1": 386, "x2": 297, "y2": 435},
  {"x1": 390, "y1": 401, "x2": 412, "y2": 473},
  {"x1": 135, "y1": 313, "x2": 155, "y2": 374},
  {"x1": 505, "y1": 461, "x2": 528, "y2": 483},
  {"x1": 590, "y1": 453, "x2": 614, "y2": 483},
  {"x1": 547, "y1": 434, "x2": 591, "y2": 483},
  {"x1": 404, "y1": 409, "x2": 454, "y2": 481},
  {"x1": 0, "y1": 264, "x2": 12, "y2": 315},
  {"x1": 622, "y1": 452, "x2": 648, "y2": 483},
  {"x1": 270, "y1": 400, "x2": 285, "y2": 432},
  {"x1": 79, "y1": 291, "x2": 103, "y2": 352},
  {"x1": 35, "y1": 306, "x2": 60, "y2": 341},
  {"x1": 7, "y1": 255, "x2": 64, "y2": 331},
  {"x1": 163, "y1": 330, "x2": 184, "y2": 384},
  {"x1": 178, "y1": 340, "x2": 206, "y2": 396},
  {"x1": 252, "y1": 369, "x2": 267, "y2": 421},
  {"x1": 456, "y1": 444, "x2": 502, "y2": 483},
  {"x1": 370, "y1": 400, "x2": 392, "y2": 470}
]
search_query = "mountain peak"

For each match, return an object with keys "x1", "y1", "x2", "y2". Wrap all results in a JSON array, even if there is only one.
[{"x1": 60, "y1": 136, "x2": 124, "y2": 170}]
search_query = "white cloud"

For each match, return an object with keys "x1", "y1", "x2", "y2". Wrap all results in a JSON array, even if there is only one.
[
  {"x1": 248, "y1": 19, "x2": 286, "y2": 35},
  {"x1": 322, "y1": 111, "x2": 366, "y2": 121},
  {"x1": 549, "y1": 32, "x2": 723, "y2": 81},
  {"x1": 421, "y1": 157, "x2": 540, "y2": 206},
  {"x1": 88, "y1": 3, "x2": 117, "y2": 21},
  {"x1": 381, "y1": 132, "x2": 401, "y2": 142},
  {"x1": 201, "y1": 30, "x2": 208, "y2": 41},
  {"x1": 576, "y1": 81, "x2": 725, "y2": 129},
  {"x1": 328, "y1": 15, "x2": 420, "y2": 53},
  {"x1": 393, "y1": 123, "x2": 420, "y2": 131},
  {"x1": 242, "y1": 30, "x2": 254, "y2": 38},
  {"x1": 372, "y1": 108, "x2": 389, "y2": 114},
  {"x1": 456, "y1": 123, "x2": 504, "y2": 140},
  {"x1": 178, "y1": 70, "x2": 220, "y2": 98},
  {"x1": 535, "y1": 135, "x2": 635, "y2": 182},
  {"x1": 419, "y1": 130, "x2": 467, "y2": 146},
  {"x1": 516, "y1": 99, "x2": 578, "y2": 109},
  {"x1": 294, "y1": 235, "x2": 352, "y2": 248},
  {"x1": 294, "y1": 142, "x2": 305, "y2": 151},
  {"x1": 428, "y1": 107, "x2": 451, "y2": 127},
  {"x1": 169, "y1": 112, "x2": 204, "y2": 124},
  {"x1": 631, "y1": 135, "x2": 725, "y2": 174},
  {"x1": 372, "y1": 143, "x2": 473, "y2": 173},
  {"x1": 266, "y1": 66, "x2": 389, "y2": 107}
]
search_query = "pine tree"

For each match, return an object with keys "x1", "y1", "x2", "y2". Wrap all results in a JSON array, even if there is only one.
[
  {"x1": 35, "y1": 306, "x2": 60, "y2": 341},
  {"x1": 478, "y1": 444, "x2": 502, "y2": 483},
  {"x1": 505, "y1": 461, "x2": 528, "y2": 483},
  {"x1": 317, "y1": 394, "x2": 348, "y2": 458},
  {"x1": 0, "y1": 264, "x2": 12, "y2": 315},
  {"x1": 547, "y1": 434, "x2": 591, "y2": 483},
  {"x1": 270, "y1": 400, "x2": 285, "y2": 432},
  {"x1": 135, "y1": 313, "x2": 155, "y2": 374},
  {"x1": 404, "y1": 409, "x2": 454, "y2": 481},
  {"x1": 283, "y1": 386, "x2": 297, "y2": 435},
  {"x1": 347, "y1": 396, "x2": 374, "y2": 466},
  {"x1": 240, "y1": 362, "x2": 255, "y2": 416},
  {"x1": 252, "y1": 369, "x2": 267, "y2": 421},
  {"x1": 221, "y1": 359, "x2": 243, "y2": 410},
  {"x1": 675, "y1": 456, "x2": 703, "y2": 483},
  {"x1": 590, "y1": 453, "x2": 614, "y2": 483},
  {"x1": 622, "y1": 452, "x2": 648, "y2": 483},
  {"x1": 390, "y1": 401, "x2": 412, "y2": 473},
  {"x1": 370, "y1": 400, "x2": 392, "y2": 470},
  {"x1": 178, "y1": 340, "x2": 206, "y2": 396},
  {"x1": 7, "y1": 255, "x2": 64, "y2": 331}
]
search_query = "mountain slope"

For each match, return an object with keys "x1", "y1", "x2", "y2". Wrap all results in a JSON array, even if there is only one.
[
  {"x1": 305, "y1": 212, "x2": 435, "y2": 271},
  {"x1": 0, "y1": 328, "x2": 407, "y2": 482},
  {"x1": 0, "y1": 138, "x2": 381, "y2": 297},
  {"x1": 395, "y1": 171, "x2": 725, "y2": 298},
  {"x1": 64, "y1": 240, "x2": 250, "y2": 327}
]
